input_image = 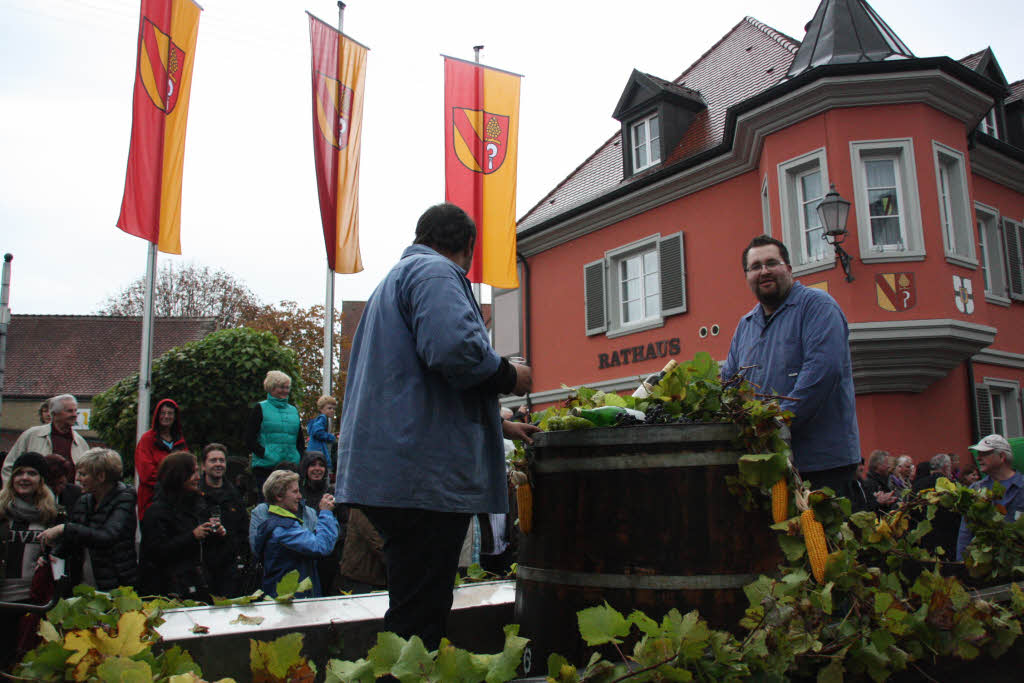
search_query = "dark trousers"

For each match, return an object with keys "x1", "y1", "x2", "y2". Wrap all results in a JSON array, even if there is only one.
[
  {"x1": 360, "y1": 506, "x2": 471, "y2": 650},
  {"x1": 252, "y1": 467, "x2": 274, "y2": 503},
  {"x1": 804, "y1": 464, "x2": 867, "y2": 511}
]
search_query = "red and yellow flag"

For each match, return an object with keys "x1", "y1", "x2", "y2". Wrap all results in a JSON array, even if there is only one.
[
  {"x1": 116, "y1": 0, "x2": 201, "y2": 255},
  {"x1": 308, "y1": 13, "x2": 368, "y2": 274},
  {"x1": 444, "y1": 57, "x2": 521, "y2": 288}
]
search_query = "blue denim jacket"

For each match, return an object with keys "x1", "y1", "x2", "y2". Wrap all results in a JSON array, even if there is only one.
[
  {"x1": 335, "y1": 245, "x2": 507, "y2": 513},
  {"x1": 721, "y1": 282, "x2": 860, "y2": 473}
]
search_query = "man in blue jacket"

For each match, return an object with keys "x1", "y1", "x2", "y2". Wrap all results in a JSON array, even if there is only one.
[
  {"x1": 336, "y1": 202, "x2": 539, "y2": 649},
  {"x1": 721, "y1": 236, "x2": 861, "y2": 500},
  {"x1": 956, "y1": 434, "x2": 1024, "y2": 561}
]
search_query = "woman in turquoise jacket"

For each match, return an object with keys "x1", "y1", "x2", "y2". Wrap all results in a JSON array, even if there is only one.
[{"x1": 245, "y1": 371, "x2": 305, "y2": 500}]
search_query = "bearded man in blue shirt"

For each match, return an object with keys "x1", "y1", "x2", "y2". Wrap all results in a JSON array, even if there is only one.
[
  {"x1": 336, "y1": 202, "x2": 539, "y2": 649},
  {"x1": 722, "y1": 236, "x2": 861, "y2": 500}
]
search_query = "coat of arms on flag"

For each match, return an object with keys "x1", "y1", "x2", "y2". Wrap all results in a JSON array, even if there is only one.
[
  {"x1": 314, "y1": 72, "x2": 354, "y2": 150},
  {"x1": 451, "y1": 108, "x2": 509, "y2": 174},
  {"x1": 139, "y1": 17, "x2": 186, "y2": 113},
  {"x1": 875, "y1": 272, "x2": 915, "y2": 311},
  {"x1": 954, "y1": 275, "x2": 975, "y2": 314}
]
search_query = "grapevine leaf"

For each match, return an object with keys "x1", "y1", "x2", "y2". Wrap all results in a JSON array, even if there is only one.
[
  {"x1": 737, "y1": 452, "x2": 788, "y2": 488},
  {"x1": 325, "y1": 657, "x2": 374, "y2": 683},
  {"x1": 368, "y1": 632, "x2": 406, "y2": 674},
  {"x1": 935, "y1": 476, "x2": 957, "y2": 493},
  {"x1": 390, "y1": 635, "x2": 434, "y2": 681},
  {"x1": 64, "y1": 611, "x2": 151, "y2": 665},
  {"x1": 816, "y1": 657, "x2": 844, "y2": 683},
  {"x1": 778, "y1": 533, "x2": 808, "y2": 562},
  {"x1": 466, "y1": 563, "x2": 488, "y2": 580},
  {"x1": 577, "y1": 602, "x2": 631, "y2": 645},
  {"x1": 95, "y1": 656, "x2": 152, "y2": 683},
  {"x1": 603, "y1": 393, "x2": 627, "y2": 408},
  {"x1": 546, "y1": 653, "x2": 572, "y2": 680},
  {"x1": 12, "y1": 641, "x2": 74, "y2": 680},
  {"x1": 38, "y1": 619, "x2": 60, "y2": 643},
  {"x1": 436, "y1": 638, "x2": 486, "y2": 683},
  {"x1": 250, "y1": 632, "x2": 305, "y2": 680},
  {"x1": 230, "y1": 614, "x2": 265, "y2": 626},
  {"x1": 153, "y1": 645, "x2": 203, "y2": 678},
  {"x1": 484, "y1": 624, "x2": 528, "y2": 683},
  {"x1": 274, "y1": 570, "x2": 313, "y2": 602},
  {"x1": 628, "y1": 609, "x2": 660, "y2": 636}
]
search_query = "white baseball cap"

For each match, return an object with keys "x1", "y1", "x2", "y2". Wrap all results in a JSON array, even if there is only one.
[{"x1": 970, "y1": 434, "x2": 1011, "y2": 454}]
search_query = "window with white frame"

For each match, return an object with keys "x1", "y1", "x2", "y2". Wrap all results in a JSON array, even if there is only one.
[
  {"x1": 584, "y1": 232, "x2": 686, "y2": 337},
  {"x1": 976, "y1": 380, "x2": 1023, "y2": 438},
  {"x1": 975, "y1": 203, "x2": 1008, "y2": 303},
  {"x1": 978, "y1": 108, "x2": 1000, "y2": 139},
  {"x1": 631, "y1": 114, "x2": 661, "y2": 172},
  {"x1": 761, "y1": 175, "x2": 772, "y2": 236},
  {"x1": 778, "y1": 148, "x2": 831, "y2": 273},
  {"x1": 850, "y1": 139, "x2": 924, "y2": 263},
  {"x1": 933, "y1": 142, "x2": 975, "y2": 266}
]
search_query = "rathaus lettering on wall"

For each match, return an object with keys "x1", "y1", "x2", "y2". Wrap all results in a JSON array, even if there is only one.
[{"x1": 598, "y1": 338, "x2": 680, "y2": 369}]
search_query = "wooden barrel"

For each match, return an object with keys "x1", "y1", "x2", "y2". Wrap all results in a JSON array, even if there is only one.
[{"x1": 514, "y1": 423, "x2": 782, "y2": 672}]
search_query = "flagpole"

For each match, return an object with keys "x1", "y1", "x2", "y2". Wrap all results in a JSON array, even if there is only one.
[
  {"x1": 135, "y1": 242, "x2": 157, "y2": 453},
  {"x1": 322, "y1": 1, "x2": 347, "y2": 414},
  {"x1": 471, "y1": 44, "x2": 484, "y2": 308}
]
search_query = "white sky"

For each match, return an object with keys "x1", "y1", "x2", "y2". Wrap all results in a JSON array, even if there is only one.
[{"x1": 2, "y1": 0, "x2": 1022, "y2": 316}]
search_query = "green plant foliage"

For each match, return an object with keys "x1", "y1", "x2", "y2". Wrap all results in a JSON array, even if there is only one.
[
  {"x1": 325, "y1": 626, "x2": 528, "y2": 683},
  {"x1": 90, "y1": 327, "x2": 302, "y2": 472},
  {"x1": 250, "y1": 632, "x2": 316, "y2": 682},
  {"x1": 12, "y1": 586, "x2": 211, "y2": 682},
  {"x1": 273, "y1": 569, "x2": 314, "y2": 601}
]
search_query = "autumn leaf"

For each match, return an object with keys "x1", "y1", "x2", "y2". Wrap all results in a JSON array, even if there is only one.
[{"x1": 64, "y1": 610, "x2": 151, "y2": 666}]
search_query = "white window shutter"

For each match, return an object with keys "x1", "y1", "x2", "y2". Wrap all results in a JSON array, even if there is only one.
[
  {"x1": 658, "y1": 232, "x2": 687, "y2": 316},
  {"x1": 1005, "y1": 219, "x2": 1024, "y2": 301},
  {"x1": 584, "y1": 259, "x2": 607, "y2": 336},
  {"x1": 975, "y1": 384, "x2": 993, "y2": 437}
]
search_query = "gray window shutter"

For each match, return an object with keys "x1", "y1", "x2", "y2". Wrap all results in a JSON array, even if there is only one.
[
  {"x1": 658, "y1": 232, "x2": 687, "y2": 316},
  {"x1": 975, "y1": 384, "x2": 993, "y2": 437},
  {"x1": 584, "y1": 259, "x2": 607, "y2": 336},
  {"x1": 1005, "y1": 219, "x2": 1024, "y2": 301}
]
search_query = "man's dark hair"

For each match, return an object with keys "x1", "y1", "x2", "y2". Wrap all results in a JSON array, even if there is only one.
[
  {"x1": 200, "y1": 443, "x2": 228, "y2": 465},
  {"x1": 157, "y1": 451, "x2": 198, "y2": 494},
  {"x1": 413, "y1": 203, "x2": 476, "y2": 255},
  {"x1": 742, "y1": 235, "x2": 791, "y2": 271}
]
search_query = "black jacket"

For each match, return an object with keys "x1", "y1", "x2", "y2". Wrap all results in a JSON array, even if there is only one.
[
  {"x1": 58, "y1": 482, "x2": 138, "y2": 591},
  {"x1": 139, "y1": 491, "x2": 211, "y2": 601}
]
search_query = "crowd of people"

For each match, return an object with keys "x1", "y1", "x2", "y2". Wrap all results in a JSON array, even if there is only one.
[{"x1": 0, "y1": 385, "x2": 381, "y2": 666}]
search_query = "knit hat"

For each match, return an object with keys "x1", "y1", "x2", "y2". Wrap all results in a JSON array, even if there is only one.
[
  {"x1": 970, "y1": 434, "x2": 1012, "y2": 454},
  {"x1": 12, "y1": 451, "x2": 49, "y2": 478}
]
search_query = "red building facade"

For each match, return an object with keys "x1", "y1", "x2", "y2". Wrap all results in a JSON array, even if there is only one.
[{"x1": 496, "y1": 0, "x2": 1024, "y2": 465}]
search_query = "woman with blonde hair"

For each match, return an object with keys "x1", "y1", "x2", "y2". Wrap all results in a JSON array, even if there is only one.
[
  {"x1": 39, "y1": 448, "x2": 137, "y2": 592},
  {"x1": 245, "y1": 370, "x2": 305, "y2": 500}
]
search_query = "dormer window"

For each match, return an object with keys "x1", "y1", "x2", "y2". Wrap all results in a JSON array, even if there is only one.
[
  {"x1": 612, "y1": 70, "x2": 706, "y2": 179},
  {"x1": 978, "y1": 108, "x2": 1000, "y2": 138},
  {"x1": 631, "y1": 114, "x2": 661, "y2": 172}
]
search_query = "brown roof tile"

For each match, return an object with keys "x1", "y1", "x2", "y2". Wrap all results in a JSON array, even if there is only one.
[
  {"x1": 518, "y1": 16, "x2": 799, "y2": 231},
  {"x1": 959, "y1": 49, "x2": 985, "y2": 71},
  {"x1": 4, "y1": 315, "x2": 216, "y2": 399}
]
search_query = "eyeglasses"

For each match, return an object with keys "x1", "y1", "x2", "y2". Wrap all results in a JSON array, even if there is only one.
[{"x1": 745, "y1": 260, "x2": 786, "y2": 273}]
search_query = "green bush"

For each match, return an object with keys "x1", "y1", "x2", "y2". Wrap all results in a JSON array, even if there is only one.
[{"x1": 91, "y1": 328, "x2": 303, "y2": 474}]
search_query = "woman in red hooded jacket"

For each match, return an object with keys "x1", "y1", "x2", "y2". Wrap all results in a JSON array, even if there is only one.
[{"x1": 135, "y1": 399, "x2": 187, "y2": 519}]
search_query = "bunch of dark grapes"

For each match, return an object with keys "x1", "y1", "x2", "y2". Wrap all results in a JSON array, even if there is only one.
[
  {"x1": 645, "y1": 403, "x2": 696, "y2": 425},
  {"x1": 644, "y1": 403, "x2": 673, "y2": 424},
  {"x1": 613, "y1": 411, "x2": 644, "y2": 426}
]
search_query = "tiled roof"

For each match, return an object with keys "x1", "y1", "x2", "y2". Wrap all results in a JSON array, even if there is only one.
[
  {"x1": 959, "y1": 49, "x2": 985, "y2": 71},
  {"x1": 518, "y1": 17, "x2": 800, "y2": 231},
  {"x1": 4, "y1": 315, "x2": 216, "y2": 399},
  {"x1": 1009, "y1": 79, "x2": 1024, "y2": 104}
]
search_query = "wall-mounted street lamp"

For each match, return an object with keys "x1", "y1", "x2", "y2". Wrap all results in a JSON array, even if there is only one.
[{"x1": 817, "y1": 184, "x2": 854, "y2": 282}]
